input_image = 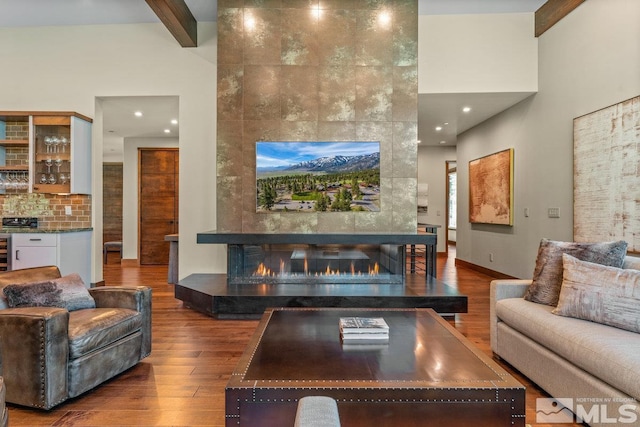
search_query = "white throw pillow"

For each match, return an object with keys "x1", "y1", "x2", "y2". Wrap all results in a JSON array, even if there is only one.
[{"x1": 553, "y1": 254, "x2": 640, "y2": 333}]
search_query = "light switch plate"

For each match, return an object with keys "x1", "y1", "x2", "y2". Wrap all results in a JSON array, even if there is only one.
[
  {"x1": 548, "y1": 207, "x2": 560, "y2": 218},
  {"x1": 65, "y1": 206, "x2": 72, "y2": 216}
]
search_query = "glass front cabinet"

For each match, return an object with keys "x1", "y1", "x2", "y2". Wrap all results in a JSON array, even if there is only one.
[{"x1": 0, "y1": 112, "x2": 92, "y2": 195}]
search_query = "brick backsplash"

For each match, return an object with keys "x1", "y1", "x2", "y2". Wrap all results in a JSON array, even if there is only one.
[
  {"x1": 4, "y1": 120, "x2": 29, "y2": 139},
  {"x1": 0, "y1": 193, "x2": 92, "y2": 229}
]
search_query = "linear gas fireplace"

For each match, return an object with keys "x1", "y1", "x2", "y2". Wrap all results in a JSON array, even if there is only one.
[
  {"x1": 228, "y1": 243, "x2": 405, "y2": 285},
  {"x1": 196, "y1": 231, "x2": 438, "y2": 285},
  {"x1": 174, "y1": 230, "x2": 470, "y2": 318}
]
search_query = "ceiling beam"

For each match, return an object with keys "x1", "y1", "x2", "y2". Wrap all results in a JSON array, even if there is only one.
[
  {"x1": 145, "y1": 0, "x2": 197, "y2": 47},
  {"x1": 535, "y1": 0, "x2": 586, "y2": 37}
]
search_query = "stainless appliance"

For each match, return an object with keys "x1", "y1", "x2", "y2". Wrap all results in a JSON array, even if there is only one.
[{"x1": 2, "y1": 217, "x2": 38, "y2": 228}]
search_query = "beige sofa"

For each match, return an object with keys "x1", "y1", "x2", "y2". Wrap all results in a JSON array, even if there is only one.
[
  {"x1": 491, "y1": 255, "x2": 640, "y2": 426},
  {"x1": 0, "y1": 266, "x2": 152, "y2": 409}
]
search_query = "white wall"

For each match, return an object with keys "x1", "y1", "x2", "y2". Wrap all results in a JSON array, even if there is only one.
[
  {"x1": 0, "y1": 22, "x2": 224, "y2": 282},
  {"x1": 417, "y1": 12, "x2": 537, "y2": 253},
  {"x1": 419, "y1": 13, "x2": 538, "y2": 94},
  {"x1": 103, "y1": 134, "x2": 124, "y2": 163},
  {"x1": 417, "y1": 145, "x2": 456, "y2": 252},
  {"x1": 455, "y1": 0, "x2": 640, "y2": 278}
]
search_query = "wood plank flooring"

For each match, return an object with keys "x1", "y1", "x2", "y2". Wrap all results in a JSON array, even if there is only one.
[{"x1": 6, "y1": 250, "x2": 581, "y2": 426}]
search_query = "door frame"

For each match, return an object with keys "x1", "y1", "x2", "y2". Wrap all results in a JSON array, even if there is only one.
[{"x1": 445, "y1": 160, "x2": 457, "y2": 251}]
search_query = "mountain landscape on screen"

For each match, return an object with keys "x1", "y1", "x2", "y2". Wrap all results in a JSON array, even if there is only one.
[{"x1": 256, "y1": 142, "x2": 380, "y2": 213}]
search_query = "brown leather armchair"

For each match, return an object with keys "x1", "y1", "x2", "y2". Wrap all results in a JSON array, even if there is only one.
[
  {"x1": 0, "y1": 266, "x2": 151, "y2": 409},
  {"x1": 0, "y1": 353, "x2": 7, "y2": 427}
]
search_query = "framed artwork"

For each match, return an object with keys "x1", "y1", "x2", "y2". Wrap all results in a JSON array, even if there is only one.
[
  {"x1": 468, "y1": 148, "x2": 514, "y2": 225},
  {"x1": 574, "y1": 95, "x2": 639, "y2": 253}
]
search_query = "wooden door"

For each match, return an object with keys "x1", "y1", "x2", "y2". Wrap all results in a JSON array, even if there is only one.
[{"x1": 138, "y1": 148, "x2": 179, "y2": 265}]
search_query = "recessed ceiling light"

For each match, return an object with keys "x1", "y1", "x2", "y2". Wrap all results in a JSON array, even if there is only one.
[
  {"x1": 171, "y1": 119, "x2": 178, "y2": 125},
  {"x1": 440, "y1": 140, "x2": 446, "y2": 144},
  {"x1": 462, "y1": 106, "x2": 471, "y2": 113},
  {"x1": 444, "y1": 122, "x2": 449, "y2": 125},
  {"x1": 417, "y1": 140, "x2": 422, "y2": 144},
  {"x1": 134, "y1": 111, "x2": 143, "y2": 117},
  {"x1": 435, "y1": 126, "x2": 442, "y2": 131},
  {"x1": 378, "y1": 11, "x2": 391, "y2": 27},
  {"x1": 164, "y1": 129, "x2": 171, "y2": 134}
]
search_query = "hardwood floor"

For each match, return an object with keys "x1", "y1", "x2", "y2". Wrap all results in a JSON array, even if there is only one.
[{"x1": 6, "y1": 249, "x2": 581, "y2": 426}]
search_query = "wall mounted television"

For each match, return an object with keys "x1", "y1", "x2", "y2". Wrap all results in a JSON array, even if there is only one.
[{"x1": 256, "y1": 141, "x2": 380, "y2": 213}]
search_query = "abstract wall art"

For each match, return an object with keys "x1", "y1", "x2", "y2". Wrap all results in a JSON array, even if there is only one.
[
  {"x1": 469, "y1": 148, "x2": 514, "y2": 226},
  {"x1": 574, "y1": 95, "x2": 640, "y2": 252}
]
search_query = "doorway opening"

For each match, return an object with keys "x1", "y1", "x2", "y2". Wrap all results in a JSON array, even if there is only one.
[
  {"x1": 100, "y1": 95, "x2": 179, "y2": 266},
  {"x1": 445, "y1": 161, "x2": 457, "y2": 253}
]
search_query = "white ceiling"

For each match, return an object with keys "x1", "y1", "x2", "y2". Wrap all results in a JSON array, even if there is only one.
[
  {"x1": 0, "y1": 0, "x2": 547, "y2": 154},
  {"x1": 101, "y1": 96, "x2": 179, "y2": 157}
]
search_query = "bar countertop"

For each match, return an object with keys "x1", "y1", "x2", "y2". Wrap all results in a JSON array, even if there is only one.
[{"x1": 0, "y1": 227, "x2": 93, "y2": 234}]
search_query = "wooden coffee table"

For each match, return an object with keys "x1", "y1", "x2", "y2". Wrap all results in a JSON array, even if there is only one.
[{"x1": 226, "y1": 308, "x2": 525, "y2": 426}]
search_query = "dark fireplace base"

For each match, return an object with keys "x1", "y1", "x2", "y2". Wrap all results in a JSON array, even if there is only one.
[{"x1": 175, "y1": 274, "x2": 468, "y2": 318}]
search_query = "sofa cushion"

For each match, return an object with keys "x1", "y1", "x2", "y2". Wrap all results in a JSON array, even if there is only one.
[
  {"x1": 524, "y1": 239, "x2": 628, "y2": 306},
  {"x1": 3, "y1": 273, "x2": 95, "y2": 311},
  {"x1": 68, "y1": 308, "x2": 142, "y2": 359},
  {"x1": 496, "y1": 297, "x2": 640, "y2": 400},
  {"x1": 553, "y1": 254, "x2": 640, "y2": 333}
]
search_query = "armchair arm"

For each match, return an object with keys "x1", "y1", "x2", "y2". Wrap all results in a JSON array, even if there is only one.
[
  {"x1": 0, "y1": 307, "x2": 69, "y2": 409},
  {"x1": 489, "y1": 279, "x2": 531, "y2": 354},
  {"x1": 89, "y1": 286, "x2": 152, "y2": 358}
]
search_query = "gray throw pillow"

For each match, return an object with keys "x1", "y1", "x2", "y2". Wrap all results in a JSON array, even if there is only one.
[
  {"x1": 3, "y1": 273, "x2": 95, "y2": 311},
  {"x1": 553, "y1": 254, "x2": 640, "y2": 333},
  {"x1": 524, "y1": 239, "x2": 627, "y2": 306}
]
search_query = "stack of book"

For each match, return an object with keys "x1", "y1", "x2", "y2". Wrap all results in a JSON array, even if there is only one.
[{"x1": 339, "y1": 317, "x2": 389, "y2": 344}]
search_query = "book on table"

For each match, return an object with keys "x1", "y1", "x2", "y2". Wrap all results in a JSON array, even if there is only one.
[
  {"x1": 339, "y1": 317, "x2": 389, "y2": 334},
  {"x1": 339, "y1": 317, "x2": 389, "y2": 344}
]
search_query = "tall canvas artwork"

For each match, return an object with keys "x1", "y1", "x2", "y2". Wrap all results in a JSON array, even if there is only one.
[
  {"x1": 469, "y1": 148, "x2": 514, "y2": 226},
  {"x1": 574, "y1": 95, "x2": 640, "y2": 253}
]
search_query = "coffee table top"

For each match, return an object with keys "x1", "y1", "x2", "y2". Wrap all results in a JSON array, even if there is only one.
[{"x1": 228, "y1": 307, "x2": 522, "y2": 390}]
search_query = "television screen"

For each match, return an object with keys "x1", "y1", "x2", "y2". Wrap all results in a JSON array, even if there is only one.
[{"x1": 256, "y1": 141, "x2": 380, "y2": 213}]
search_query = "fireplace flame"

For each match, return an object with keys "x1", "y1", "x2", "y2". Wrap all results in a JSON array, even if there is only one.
[
  {"x1": 254, "y1": 263, "x2": 275, "y2": 277},
  {"x1": 253, "y1": 260, "x2": 379, "y2": 278},
  {"x1": 369, "y1": 262, "x2": 379, "y2": 275}
]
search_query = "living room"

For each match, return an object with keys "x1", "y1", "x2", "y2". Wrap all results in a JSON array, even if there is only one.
[{"x1": 0, "y1": 0, "x2": 639, "y2": 425}]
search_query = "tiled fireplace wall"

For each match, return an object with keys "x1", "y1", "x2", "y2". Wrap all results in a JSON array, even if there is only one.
[{"x1": 217, "y1": 0, "x2": 418, "y2": 233}]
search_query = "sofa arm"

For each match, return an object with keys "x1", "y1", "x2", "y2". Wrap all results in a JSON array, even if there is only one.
[
  {"x1": 89, "y1": 286, "x2": 152, "y2": 358},
  {"x1": 0, "y1": 307, "x2": 69, "y2": 409},
  {"x1": 489, "y1": 279, "x2": 531, "y2": 354}
]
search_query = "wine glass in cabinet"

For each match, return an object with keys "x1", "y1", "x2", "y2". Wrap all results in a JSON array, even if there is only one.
[{"x1": 31, "y1": 114, "x2": 91, "y2": 194}]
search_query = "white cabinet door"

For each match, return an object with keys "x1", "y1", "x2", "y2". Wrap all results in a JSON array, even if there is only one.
[
  {"x1": 70, "y1": 116, "x2": 92, "y2": 194},
  {"x1": 11, "y1": 233, "x2": 58, "y2": 271},
  {"x1": 12, "y1": 245, "x2": 57, "y2": 270},
  {"x1": 11, "y1": 232, "x2": 92, "y2": 285}
]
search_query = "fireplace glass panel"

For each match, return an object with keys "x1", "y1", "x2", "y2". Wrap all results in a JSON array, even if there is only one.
[{"x1": 227, "y1": 244, "x2": 405, "y2": 285}]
